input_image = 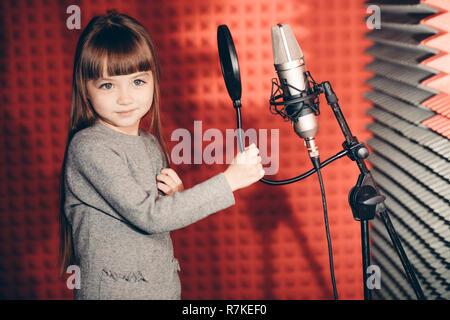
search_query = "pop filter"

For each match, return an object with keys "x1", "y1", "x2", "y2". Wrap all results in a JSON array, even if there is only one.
[{"x1": 217, "y1": 25, "x2": 241, "y2": 103}]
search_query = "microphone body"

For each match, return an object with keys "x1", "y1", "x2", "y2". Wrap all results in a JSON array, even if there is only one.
[{"x1": 271, "y1": 24, "x2": 319, "y2": 158}]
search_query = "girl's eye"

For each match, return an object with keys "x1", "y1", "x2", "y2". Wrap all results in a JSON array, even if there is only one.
[
  {"x1": 133, "y1": 79, "x2": 146, "y2": 86},
  {"x1": 99, "y1": 83, "x2": 113, "y2": 90},
  {"x1": 98, "y1": 79, "x2": 146, "y2": 90}
]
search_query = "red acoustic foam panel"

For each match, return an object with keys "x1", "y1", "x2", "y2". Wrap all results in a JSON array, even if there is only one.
[
  {"x1": 421, "y1": 0, "x2": 450, "y2": 138},
  {"x1": 0, "y1": 0, "x2": 78, "y2": 299},
  {"x1": 0, "y1": 0, "x2": 372, "y2": 299},
  {"x1": 422, "y1": 115, "x2": 450, "y2": 138}
]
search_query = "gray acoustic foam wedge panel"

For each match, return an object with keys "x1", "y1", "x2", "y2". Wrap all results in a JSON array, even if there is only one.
[{"x1": 364, "y1": 0, "x2": 450, "y2": 300}]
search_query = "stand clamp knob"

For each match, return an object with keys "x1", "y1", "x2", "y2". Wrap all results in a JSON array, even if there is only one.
[{"x1": 349, "y1": 185, "x2": 385, "y2": 221}]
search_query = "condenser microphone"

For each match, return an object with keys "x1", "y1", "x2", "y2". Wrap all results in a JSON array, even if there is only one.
[{"x1": 271, "y1": 23, "x2": 319, "y2": 159}]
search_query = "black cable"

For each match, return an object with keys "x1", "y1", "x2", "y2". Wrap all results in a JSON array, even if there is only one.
[
  {"x1": 258, "y1": 149, "x2": 348, "y2": 185},
  {"x1": 311, "y1": 156, "x2": 338, "y2": 300},
  {"x1": 235, "y1": 106, "x2": 349, "y2": 185},
  {"x1": 235, "y1": 105, "x2": 339, "y2": 299}
]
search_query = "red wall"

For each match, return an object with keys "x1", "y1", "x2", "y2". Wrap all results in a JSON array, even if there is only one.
[{"x1": 0, "y1": 0, "x2": 373, "y2": 299}]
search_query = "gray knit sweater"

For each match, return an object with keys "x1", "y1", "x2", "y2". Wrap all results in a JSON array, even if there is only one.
[{"x1": 64, "y1": 121, "x2": 235, "y2": 299}]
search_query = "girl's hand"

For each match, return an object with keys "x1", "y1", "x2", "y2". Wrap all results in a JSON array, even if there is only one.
[
  {"x1": 223, "y1": 143, "x2": 264, "y2": 192},
  {"x1": 156, "y1": 168, "x2": 184, "y2": 198}
]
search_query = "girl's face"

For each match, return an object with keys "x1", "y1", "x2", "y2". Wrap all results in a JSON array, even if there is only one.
[{"x1": 86, "y1": 67, "x2": 154, "y2": 136}]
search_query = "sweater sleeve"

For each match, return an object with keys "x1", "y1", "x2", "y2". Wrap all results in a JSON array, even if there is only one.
[{"x1": 65, "y1": 134, "x2": 235, "y2": 234}]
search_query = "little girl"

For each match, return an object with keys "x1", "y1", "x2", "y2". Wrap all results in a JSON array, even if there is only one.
[{"x1": 59, "y1": 10, "x2": 264, "y2": 300}]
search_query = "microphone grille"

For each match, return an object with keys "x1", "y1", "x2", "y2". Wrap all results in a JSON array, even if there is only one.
[{"x1": 271, "y1": 24, "x2": 303, "y2": 65}]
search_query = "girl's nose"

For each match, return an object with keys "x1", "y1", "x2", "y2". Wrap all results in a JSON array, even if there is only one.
[{"x1": 117, "y1": 88, "x2": 133, "y2": 105}]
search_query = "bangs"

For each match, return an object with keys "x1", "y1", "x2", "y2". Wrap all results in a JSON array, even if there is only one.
[{"x1": 83, "y1": 25, "x2": 153, "y2": 80}]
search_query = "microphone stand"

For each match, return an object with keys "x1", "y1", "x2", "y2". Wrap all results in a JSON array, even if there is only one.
[
  {"x1": 321, "y1": 81, "x2": 425, "y2": 300},
  {"x1": 231, "y1": 79, "x2": 425, "y2": 300}
]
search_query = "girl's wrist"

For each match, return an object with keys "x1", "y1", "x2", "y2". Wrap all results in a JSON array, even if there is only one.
[{"x1": 222, "y1": 171, "x2": 237, "y2": 192}]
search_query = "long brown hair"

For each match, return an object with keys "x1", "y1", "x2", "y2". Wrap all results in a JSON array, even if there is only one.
[{"x1": 58, "y1": 10, "x2": 170, "y2": 278}]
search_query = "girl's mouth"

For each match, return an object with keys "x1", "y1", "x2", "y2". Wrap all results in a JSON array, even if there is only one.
[{"x1": 117, "y1": 109, "x2": 136, "y2": 116}]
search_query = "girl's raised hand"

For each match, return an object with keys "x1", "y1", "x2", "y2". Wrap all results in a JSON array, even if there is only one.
[
  {"x1": 223, "y1": 143, "x2": 264, "y2": 192},
  {"x1": 156, "y1": 168, "x2": 184, "y2": 198}
]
